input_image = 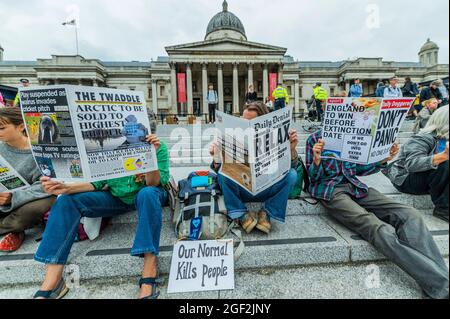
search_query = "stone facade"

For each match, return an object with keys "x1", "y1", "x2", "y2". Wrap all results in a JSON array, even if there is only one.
[{"x1": 0, "y1": 1, "x2": 448, "y2": 115}]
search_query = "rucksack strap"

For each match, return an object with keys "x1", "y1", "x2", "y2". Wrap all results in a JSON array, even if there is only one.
[
  {"x1": 226, "y1": 222, "x2": 245, "y2": 261},
  {"x1": 209, "y1": 190, "x2": 216, "y2": 235}
]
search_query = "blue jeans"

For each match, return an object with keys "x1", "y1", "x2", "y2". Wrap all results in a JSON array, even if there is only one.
[
  {"x1": 34, "y1": 187, "x2": 167, "y2": 265},
  {"x1": 274, "y1": 99, "x2": 286, "y2": 110},
  {"x1": 218, "y1": 169, "x2": 297, "y2": 223}
]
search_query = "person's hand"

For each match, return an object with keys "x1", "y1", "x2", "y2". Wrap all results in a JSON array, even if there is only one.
[
  {"x1": 289, "y1": 130, "x2": 299, "y2": 153},
  {"x1": 382, "y1": 143, "x2": 400, "y2": 164},
  {"x1": 209, "y1": 139, "x2": 221, "y2": 164},
  {"x1": 313, "y1": 139, "x2": 325, "y2": 166},
  {"x1": 0, "y1": 193, "x2": 12, "y2": 206},
  {"x1": 442, "y1": 142, "x2": 449, "y2": 160},
  {"x1": 432, "y1": 142, "x2": 449, "y2": 166},
  {"x1": 145, "y1": 135, "x2": 161, "y2": 151},
  {"x1": 40, "y1": 177, "x2": 70, "y2": 196}
]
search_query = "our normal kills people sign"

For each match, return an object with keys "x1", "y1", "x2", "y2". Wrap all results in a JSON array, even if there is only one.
[{"x1": 168, "y1": 240, "x2": 235, "y2": 294}]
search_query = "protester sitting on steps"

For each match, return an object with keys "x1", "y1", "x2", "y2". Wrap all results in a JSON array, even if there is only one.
[
  {"x1": 420, "y1": 81, "x2": 444, "y2": 110},
  {"x1": 0, "y1": 108, "x2": 56, "y2": 252},
  {"x1": 210, "y1": 102, "x2": 298, "y2": 235},
  {"x1": 306, "y1": 129, "x2": 449, "y2": 299},
  {"x1": 413, "y1": 98, "x2": 439, "y2": 134},
  {"x1": 33, "y1": 118, "x2": 170, "y2": 300},
  {"x1": 386, "y1": 105, "x2": 449, "y2": 223}
]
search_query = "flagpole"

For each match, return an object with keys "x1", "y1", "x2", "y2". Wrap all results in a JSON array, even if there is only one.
[
  {"x1": 63, "y1": 19, "x2": 79, "y2": 56},
  {"x1": 75, "y1": 26, "x2": 79, "y2": 56}
]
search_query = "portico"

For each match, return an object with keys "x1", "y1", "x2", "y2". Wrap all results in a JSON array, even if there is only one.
[{"x1": 166, "y1": 45, "x2": 286, "y2": 116}]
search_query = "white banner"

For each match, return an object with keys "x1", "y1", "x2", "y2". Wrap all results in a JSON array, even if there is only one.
[{"x1": 168, "y1": 240, "x2": 235, "y2": 294}]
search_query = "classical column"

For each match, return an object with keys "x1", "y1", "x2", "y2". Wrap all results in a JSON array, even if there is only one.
[
  {"x1": 202, "y1": 63, "x2": 208, "y2": 116},
  {"x1": 92, "y1": 79, "x2": 98, "y2": 87},
  {"x1": 345, "y1": 81, "x2": 351, "y2": 94},
  {"x1": 186, "y1": 63, "x2": 194, "y2": 114},
  {"x1": 217, "y1": 62, "x2": 224, "y2": 112},
  {"x1": 278, "y1": 63, "x2": 284, "y2": 84},
  {"x1": 233, "y1": 62, "x2": 239, "y2": 115},
  {"x1": 151, "y1": 79, "x2": 158, "y2": 115},
  {"x1": 247, "y1": 62, "x2": 254, "y2": 89},
  {"x1": 263, "y1": 64, "x2": 269, "y2": 100},
  {"x1": 170, "y1": 62, "x2": 177, "y2": 113},
  {"x1": 294, "y1": 79, "x2": 300, "y2": 111}
]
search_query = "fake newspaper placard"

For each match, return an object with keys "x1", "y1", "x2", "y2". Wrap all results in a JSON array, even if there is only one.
[
  {"x1": 322, "y1": 97, "x2": 414, "y2": 164},
  {"x1": 168, "y1": 240, "x2": 234, "y2": 294},
  {"x1": 215, "y1": 107, "x2": 292, "y2": 195},
  {"x1": 19, "y1": 85, "x2": 158, "y2": 183},
  {"x1": 0, "y1": 154, "x2": 30, "y2": 192}
]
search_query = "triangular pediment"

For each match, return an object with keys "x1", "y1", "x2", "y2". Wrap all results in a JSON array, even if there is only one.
[{"x1": 166, "y1": 38, "x2": 287, "y2": 55}]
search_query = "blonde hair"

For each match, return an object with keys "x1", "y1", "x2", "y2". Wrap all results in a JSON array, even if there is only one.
[
  {"x1": 423, "y1": 98, "x2": 438, "y2": 108},
  {"x1": 421, "y1": 105, "x2": 449, "y2": 139}
]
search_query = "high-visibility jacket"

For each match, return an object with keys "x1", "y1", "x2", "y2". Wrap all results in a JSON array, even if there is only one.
[
  {"x1": 272, "y1": 86, "x2": 289, "y2": 104},
  {"x1": 314, "y1": 87, "x2": 328, "y2": 101},
  {"x1": 13, "y1": 92, "x2": 20, "y2": 107}
]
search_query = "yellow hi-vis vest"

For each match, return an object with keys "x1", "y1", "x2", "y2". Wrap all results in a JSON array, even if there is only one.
[
  {"x1": 13, "y1": 92, "x2": 20, "y2": 107},
  {"x1": 314, "y1": 87, "x2": 328, "y2": 101},
  {"x1": 272, "y1": 86, "x2": 289, "y2": 104}
]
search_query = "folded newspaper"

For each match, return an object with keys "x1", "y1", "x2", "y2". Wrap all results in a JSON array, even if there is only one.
[
  {"x1": 215, "y1": 107, "x2": 293, "y2": 195},
  {"x1": 19, "y1": 85, "x2": 158, "y2": 183},
  {"x1": 322, "y1": 97, "x2": 415, "y2": 164},
  {"x1": 0, "y1": 154, "x2": 30, "y2": 192}
]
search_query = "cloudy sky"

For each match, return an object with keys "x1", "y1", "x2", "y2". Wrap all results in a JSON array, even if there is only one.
[{"x1": 0, "y1": 0, "x2": 448, "y2": 63}]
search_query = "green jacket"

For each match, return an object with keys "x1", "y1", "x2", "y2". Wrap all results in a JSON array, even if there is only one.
[{"x1": 91, "y1": 141, "x2": 170, "y2": 205}]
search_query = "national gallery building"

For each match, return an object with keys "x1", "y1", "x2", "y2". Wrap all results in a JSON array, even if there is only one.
[{"x1": 0, "y1": 1, "x2": 448, "y2": 116}]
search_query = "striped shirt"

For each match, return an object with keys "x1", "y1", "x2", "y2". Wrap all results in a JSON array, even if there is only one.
[{"x1": 306, "y1": 130, "x2": 386, "y2": 201}]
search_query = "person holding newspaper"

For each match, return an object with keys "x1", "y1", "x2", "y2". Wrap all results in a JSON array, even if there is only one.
[
  {"x1": 210, "y1": 102, "x2": 299, "y2": 234},
  {"x1": 386, "y1": 105, "x2": 449, "y2": 223},
  {"x1": 33, "y1": 118, "x2": 170, "y2": 300},
  {"x1": 0, "y1": 108, "x2": 56, "y2": 252},
  {"x1": 306, "y1": 129, "x2": 449, "y2": 299},
  {"x1": 413, "y1": 98, "x2": 439, "y2": 134}
]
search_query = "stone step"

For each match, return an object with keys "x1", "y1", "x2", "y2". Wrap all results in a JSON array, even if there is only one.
[
  {"x1": 0, "y1": 171, "x2": 439, "y2": 286},
  {"x1": 110, "y1": 171, "x2": 436, "y2": 224},
  {"x1": 3, "y1": 257, "x2": 447, "y2": 299},
  {"x1": 110, "y1": 192, "x2": 434, "y2": 226},
  {"x1": 0, "y1": 213, "x2": 447, "y2": 286}
]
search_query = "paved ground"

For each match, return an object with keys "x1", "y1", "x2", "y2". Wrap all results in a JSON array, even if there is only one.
[{"x1": 2, "y1": 259, "x2": 447, "y2": 299}]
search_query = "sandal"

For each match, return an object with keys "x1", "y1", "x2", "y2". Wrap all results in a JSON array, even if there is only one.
[
  {"x1": 139, "y1": 277, "x2": 161, "y2": 299},
  {"x1": 33, "y1": 279, "x2": 69, "y2": 299}
]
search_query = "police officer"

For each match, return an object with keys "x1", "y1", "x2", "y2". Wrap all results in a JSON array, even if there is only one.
[
  {"x1": 13, "y1": 79, "x2": 30, "y2": 108},
  {"x1": 313, "y1": 83, "x2": 328, "y2": 122},
  {"x1": 272, "y1": 83, "x2": 289, "y2": 110}
]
